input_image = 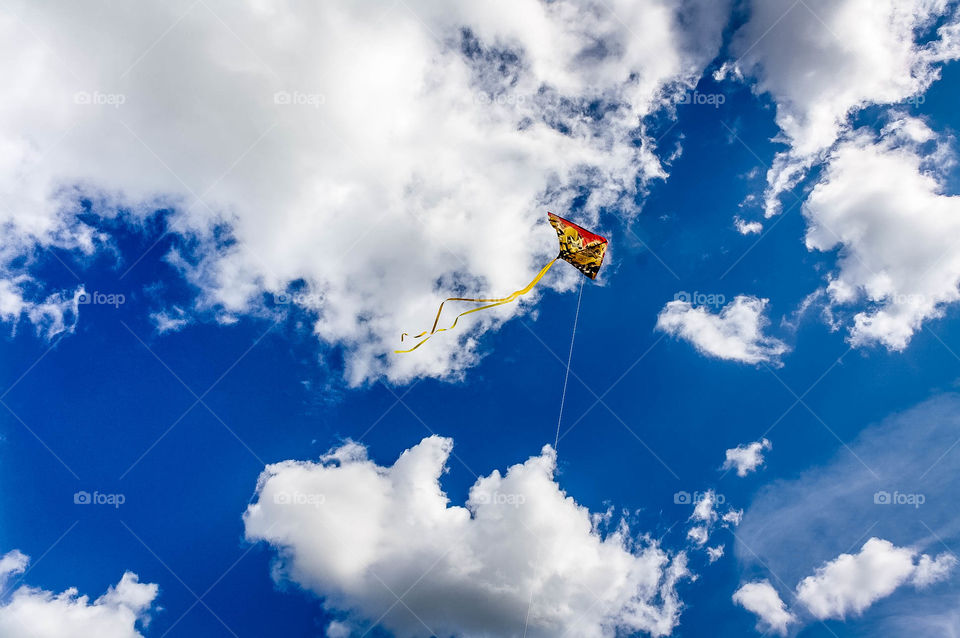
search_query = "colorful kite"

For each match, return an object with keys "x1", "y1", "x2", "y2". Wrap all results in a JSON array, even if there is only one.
[{"x1": 396, "y1": 212, "x2": 607, "y2": 353}]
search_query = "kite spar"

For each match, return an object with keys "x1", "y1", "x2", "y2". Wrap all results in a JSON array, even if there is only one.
[{"x1": 395, "y1": 212, "x2": 607, "y2": 353}]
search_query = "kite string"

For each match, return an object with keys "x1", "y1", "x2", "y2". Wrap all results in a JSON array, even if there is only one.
[{"x1": 554, "y1": 276, "x2": 584, "y2": 451}]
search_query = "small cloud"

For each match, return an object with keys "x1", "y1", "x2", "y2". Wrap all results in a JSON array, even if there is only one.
[
  {"x1": 150, "y1": 306, "x2": 191, "y2": 334},
  {"x1": 688, "y1": 526, "x2": 709, "y2": 547},
  {"x1": 734, "y1": 216, "x2": 763, "y2": 235},
  {"x1": 656, "y1": 295, "x2": 789, "y2": 365},
  {"x1": 722, "y1": 438, "x2": 772, "y2": 477},
  {"x1": 722, "y1": 509, "x2": 743, "y2": 526},
  {"x1": 733, "y1": 580, "x2": 796, "y2": 636}
]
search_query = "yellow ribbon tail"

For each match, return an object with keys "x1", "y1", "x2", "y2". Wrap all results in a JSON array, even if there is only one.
[{"x1": 395, "y1": 257, "x2": 559, "y2": 353}]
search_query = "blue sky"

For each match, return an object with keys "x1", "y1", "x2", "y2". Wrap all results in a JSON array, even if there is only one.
[{"x1": 3, "y1": 1, "x2": 960, "y2": 637}]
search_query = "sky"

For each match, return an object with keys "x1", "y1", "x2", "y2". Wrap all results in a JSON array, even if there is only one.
[{"x1": 2, "y1": 0, "x2": 960, "y2": 636}]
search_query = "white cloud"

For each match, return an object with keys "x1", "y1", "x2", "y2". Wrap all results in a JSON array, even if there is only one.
[
  {"x1": 913, "y1": 553, "x2": 959, "y2": 588},
  {"x1": 732, "y1": 580, "x2": 796, "y2": 636},
  {"x1": 0, "y1": 0, "x2": 731, "y2": 384},
  {"x1": 730, "y1": 0, "x2": 960, "y2": 215},
  {"x1": 734, "y1": 396, "x2": 960, "y2": 634},
  {"x1": 734, "y1": 216, "x2": 762, "y2": 235},
  {"x1": 244, "y1": 435, "x2": 692, "y2": 638},
  {"x1": 796, "y1": 537, "x2": 955, "y2": 620},
  {"x1": 684, "y1": 490, "x2": 740, "y2": 550},
  {"x1": 722, "y1": 438, "x2": 771, "y2": 477},
  {"x1": 150, "y1": 306, "x2": 191, "y2": 335},
  {"x1": 0, "y1": 280, "x2": 82, "y2": 340},
  {"x1": 706, "y1": 545, "x2": 724, "y2": 563},
  {"x1": 0, "y1": 551, "x2": 28, "y2": 579},
  {"x1": 687, "y1": 526, "x2": 709, "y2": 547},
  {"x1": 803, "y1": 116, "x2": 960, "y2": 350},
  {"x1": 0, "y1": 550, "x2": 158, "y2": 638},
  {"x1": 722, "y1": 509, "x2": 743, "y2": 526},
  {"x1": 656, "y1": 295, "x2": 789, "y2": 365},
  {"x1": 691, "y1": 490, "x2": 718, "y2": 524}
]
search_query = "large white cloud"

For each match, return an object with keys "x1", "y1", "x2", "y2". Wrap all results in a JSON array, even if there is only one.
[
  {"x1": 803, "y1": 116, "x2": 960, "y2": 350},
  {"x1": 656, "y1": 295, "x2": 789, "y2": 365},
  {"x1": 729, "y1": 0, "x2": 960, "y2": 215},
  {"x1": 0, "y1": 0, "x2": 730, "y2": 384},
  {"x1": 0, "y1": 550, "x2": 158, "y2": 638},
  {"x1": 244, "y1": 435, "x2": 692, "y2": 637},
  {"x1": 795, "y1": 537, "x2": 955, "y2": 620}
]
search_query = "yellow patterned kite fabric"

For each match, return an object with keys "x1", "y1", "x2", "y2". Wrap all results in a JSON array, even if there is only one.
[
  {"x1": 395, "y1": 212, "x2": 608, "y2": 353},
  {"x1": 548, "y1": 212, "x2": 608, "y2": 280}
]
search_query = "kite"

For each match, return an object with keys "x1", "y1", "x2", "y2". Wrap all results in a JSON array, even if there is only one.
[{"x1": 395, "y1": 212, "x2": 607, "y2": 353}]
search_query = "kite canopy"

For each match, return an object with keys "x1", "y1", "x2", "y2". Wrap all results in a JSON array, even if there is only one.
[
  {"x1": 396, "y1": 212, "x2": 607, "y2": 353},
  {"x1": 548, "y1": 212, "x2": 608, "y2": 279}
]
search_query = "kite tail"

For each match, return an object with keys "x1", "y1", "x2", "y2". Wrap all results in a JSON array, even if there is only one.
[{"x1": 395, "y1": 256, "x2": 559, "y2": 353}]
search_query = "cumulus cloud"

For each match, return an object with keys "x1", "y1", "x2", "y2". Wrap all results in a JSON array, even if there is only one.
[
  {"x1": 0, "y1": 550, "x2": 158, "y2": 638},
  {"x1": 656, "y1": 295, "x2": 789, "y2": 365},
  {"x1": 721, "y1": 438, "x2": 771, "y2": 477},
  {"x1": 735, "y1": 395, "x2": 960, "y2": 634},
  {"x1": 0, "y1": 0, "x2": 731, "y2": 384},
  {"x1": 732, "y1": 580, "x2": 796, "y2": 636},
  {"x1": 730, "y1": 0, "x2": 960, "y2": 215},
  {"x1": 734, "y1": 216, "x2": 762, "y2": 235},
  {"x1": 795, "y1": 538, "x2": 955, "y2": 620},
  {"x1": 803, "y1": 116, "x2": 960, "y2": 350},
  {"x1": 244, "y1": 435, "x2": 692, "y2": 638}
]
